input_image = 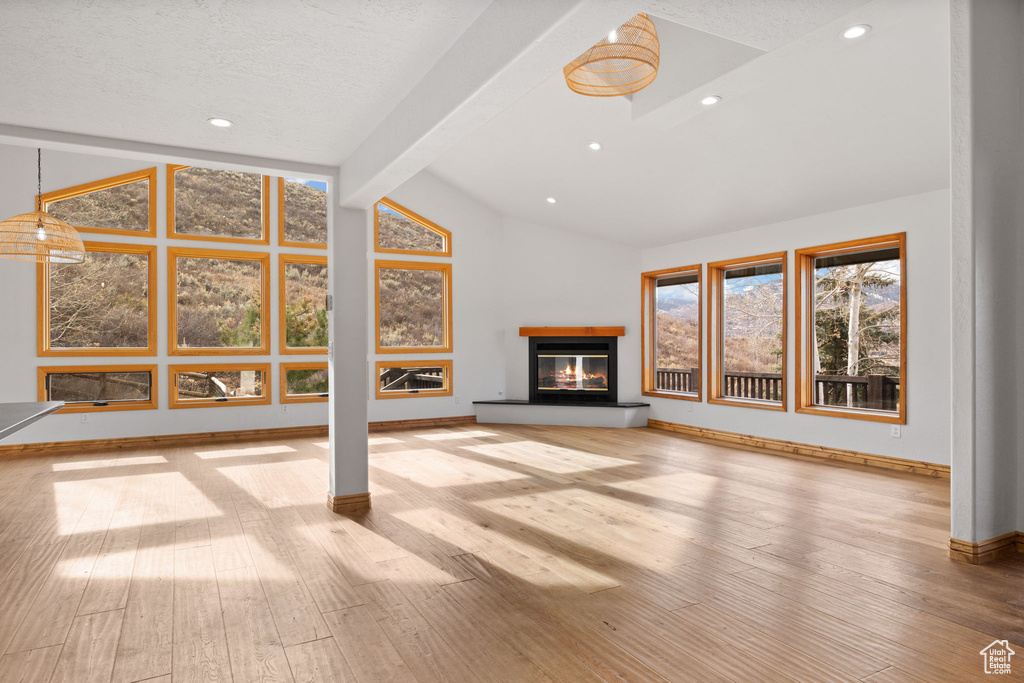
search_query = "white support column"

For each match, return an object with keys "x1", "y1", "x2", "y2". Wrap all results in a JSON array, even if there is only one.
[
  {"x1": 327, "y1": 197, "x2": 370, "y2": 512},
  {"x1": 948, "y1": 0, "x2": 1022, "y2": 559}
]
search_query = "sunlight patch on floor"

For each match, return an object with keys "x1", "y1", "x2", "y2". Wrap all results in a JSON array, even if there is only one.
[
  {"x1": 52, "y1": 455, "x2": 168, "y2": 471},
  {"x1": 415, "y1": 430, "x2": 500, "y2": 441},
  {"x1": 367, "y1": 436, "x2": 402, "y2": 446},
  {"x1": 195, "y1": 444, "x2": 297, "y2": 459}
]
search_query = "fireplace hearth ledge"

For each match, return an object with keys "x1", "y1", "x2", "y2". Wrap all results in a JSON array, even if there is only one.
[{"x1": 473, "y1": 399, "x2": 649, "y2": 429}]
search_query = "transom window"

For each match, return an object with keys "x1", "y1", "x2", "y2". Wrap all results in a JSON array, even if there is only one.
[
  {"x1": 168, "y1": 165, "x2": 270, "y2": 244},
  {"x1": 375, "y1": 198, "x2": 451, "y2": 256},
  {"x1": 41, "y1": 168, "x2": 157, "y2": 237},
  {"x1": 281, "y1": 362, "x2": 329, "y2": 404},
  {"x1": 38, "y1": 365, "x2": 158, "y2": 413},
  {"x1": 169, "y1": 364, "x2": 271, "y2": 409},
  {"x1": 376, "y1": 360, "x2": 452, "y2": 399}
]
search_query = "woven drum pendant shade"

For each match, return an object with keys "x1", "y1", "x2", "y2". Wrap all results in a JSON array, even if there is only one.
[
  {"x1": 0, "y1": 211, "x2": 86, "y2": 264},
  {"x1": 563, "y1": 13, "x2": 659, "y2": 97},
  {"x1": 0, "y1": 149, "x2": 85, "y2": 264}
]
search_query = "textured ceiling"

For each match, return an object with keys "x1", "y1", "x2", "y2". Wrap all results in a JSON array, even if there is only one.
[
  {"x1": 0, "y1": 0, "x2": 490, "y2": 165},
  {"x1": 429, "y1": 0, "x2": 951, "y2": 247}
]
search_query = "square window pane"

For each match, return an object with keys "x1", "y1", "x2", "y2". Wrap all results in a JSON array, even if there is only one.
[
  {"x1": 378, "y1": 266, "x2": 446, "y2": 349},
  {"x1": 175, "y1": 256, "x2": 263, "y2": 349},
  {"x1": 49, "y1": 250, "x2": 150, "y2": 349}
]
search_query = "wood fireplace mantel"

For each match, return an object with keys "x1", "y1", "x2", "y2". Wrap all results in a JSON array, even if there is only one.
[{"x1": 519, "y1": 326, "x2": 625, "y2": 337}]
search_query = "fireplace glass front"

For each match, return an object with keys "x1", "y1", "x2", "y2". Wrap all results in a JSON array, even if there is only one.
[{"x1": 536, "y1": 354, "x2": 609, "y2": 392}]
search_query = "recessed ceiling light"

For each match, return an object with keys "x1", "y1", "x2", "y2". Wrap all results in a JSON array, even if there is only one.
[
  {"x1": 208, "y1": 117, "x2": 233, "y2": 128},
  {"x1": 588, "y1": 141, "x2": 602, "y2": 151},
  {"x1": 546, "y1": 197, "x2": 557, "y2": 204},
  {"x1": 700, "y1": 95, "x2": 721, "y2": 106},
  {"x1": 842, "y1": 25, "x2": 870, "y2": 39}
]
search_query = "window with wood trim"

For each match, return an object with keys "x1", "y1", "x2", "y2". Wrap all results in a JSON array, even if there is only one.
[
  {"x1": 796, "y1": 234, "x2": 905, "y2": 423},
  {"x1": 38, "y1": 241, "x2": 157, "y2": 356},
  {"x1": 376, "y1": 359, "x2": 452, "y2": 399},
  {"x1": 708, "y1": 252, "x2": 787, "y2": 410},
  {"x1": 168, "y1": 247, "x2": 270, "y2": 355},
  {"x1": 41, "y1": 168, "x2": 157, "y2": 237},
  {"x1": 281, "y1": 362, "x2": 329, "y2": 404},
  {"x1": 374, "y1": 198, "x2": 451, "y2": 256},
  {"x1": 38, "y1": 365, "x2": 158, "y2": 413},
  {"x1": 169, "y1": 364, "x2": 271, "y2": 409},
  {"x1": 279, "y1": 254, "x2": 328, "y2": 355},
  {"x1": 279, "y1": 177, "x2": 328, "y2": 248},
  {"x1": 375, "y1": 260, "x2": 452, "y2": 353},
  {"x1": 642, "y1": 266, "x2": 701, "y2": 400},
  {"x1": 167, "y1": 165, "x2": 270, "y2": 244}
]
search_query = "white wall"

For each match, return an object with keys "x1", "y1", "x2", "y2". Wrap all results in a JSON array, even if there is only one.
[
  {"x1": 500, "y1": 216, "x2": 642, "y2": 402},
  {"x1": 641, "y1": 189, "x2": 952, "y2": 466},
  {"x1": 0, "y1": 143, "x2": 329, "y2": 445}
]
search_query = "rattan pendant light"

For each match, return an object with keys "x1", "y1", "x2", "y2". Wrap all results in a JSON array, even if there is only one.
[
  {"x1": 563, "y1": 13, "x2": 659, "y2": 97},
  {"x1": 0, "y1": 149, "x2": 85, "y2": 264}
]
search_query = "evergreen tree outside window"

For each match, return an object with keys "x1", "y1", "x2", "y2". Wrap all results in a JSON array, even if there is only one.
[{"x1": 796, "y1": 234, "x2": 906, "y2": 423}]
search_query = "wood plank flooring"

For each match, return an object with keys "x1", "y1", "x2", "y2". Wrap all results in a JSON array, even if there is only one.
[{"x1": 0, "y1": 423, "x2": 1021, "y2": 682}]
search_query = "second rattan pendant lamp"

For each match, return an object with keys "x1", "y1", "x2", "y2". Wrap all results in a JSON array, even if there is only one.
[
  {"x1": 0, "y1": 148, "x2": 85, "y2": 264},
  {"x1": 563, "y1": 13, "x2": 659, "y2": 97}
]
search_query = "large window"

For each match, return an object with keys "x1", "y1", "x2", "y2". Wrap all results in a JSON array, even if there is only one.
[
  {"x1": 375, "y1": 260, "x2": 452, "y2": 353},
  {"x1": 375, "y1": 360, "x2": 452, "y2": 399},
  {"x1": 279, "y1": 178, "x2": 328, "y2": 248},
  {"x1": 279, "y1": 254, "x2": 328, "y2": 354},
  {"x1": 169, "y1": 364, "x2": 271, "y2": 409},
  {"x1": 168, "y1": 247, "x2": 270, "y2": 355},
  {"x1": 642, "y1": 266, "x2": 701, "y2": 399},
  {"x1": 281, "y1": 362, "x2": 329, "y2": 404},
  {"x1": 708, "y1": 253, "x2": 787, "y2": 410},
  {"x1": 796, "y1": 234, "x2": 905, "y2": 423},
  {"x1": 41, "y1": 168, "x2": 157, "y2": 237},
  {"x1": 374, "y1": 198, "x2": 451, "y2": 256},
  {"x1": 167, "y1": 165, "x2": 270, "y2": 244},
  {"x1": 38, "y1": 241, "x2": 157, "y2": 356},
  {"x1": 38, "y1": 365, "x2": 158, "y2": 413}
]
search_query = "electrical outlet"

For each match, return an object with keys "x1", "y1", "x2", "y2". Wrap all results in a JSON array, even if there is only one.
[
  {"x1": 890, "y1": 425, "x2": 901, "y2": 438},
  {"x1": 281, "y1": 405, "x2": 289, "y2": 414},
  {"x1": 80, "y1": 414, "x2": 89, "y2": 424},
  {"x1": 686, "y1": 402, "x2": 693, "y2": 412},
  {"x1": 454, "y1": 395, "x2": 462, "y2": 405}
]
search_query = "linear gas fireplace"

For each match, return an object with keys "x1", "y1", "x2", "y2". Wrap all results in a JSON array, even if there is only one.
[{"x1": 528, "y1": 334, "x2": 618, "y2": 404}]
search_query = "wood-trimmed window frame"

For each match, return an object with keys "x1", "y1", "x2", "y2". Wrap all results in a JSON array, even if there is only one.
[
  {"x1": 278, "y1": 177, "x2": 328, "y2": 250},
  {"x1": 374, "y1": 260, "x2": 453, "y2": 354},
  {"x1": 279, "y1": 253, "x2": 328, "y2": 356},
  {"x1": 374, "y1": 197, "x2": 452, "y2": 257},
  {"x1": 795, "y1": 233, "x2": 907, "y2": 424},
  {"x1": 707, "y1": 251, "x2": 788, "y2": 411},
  {"x1": 40, "y1": 167, "x2": 158, "y2": 238},
  {"x1": 168, "y1": 363, "x2": 272, "y2": 409},
  {"x1": 38, "y1": 364, "x2": 159, "y2": 413},
  {"x1": 375, "y1": 359, "x2": 453, "y2": 400},
  {"x1": 641, "y1": 265, "x2": 702, "y2": 401},
  {"x1": 37, "y1": 241, "x2": 158, "y2": 357},
  {"x1": 168, "y1": 246, "x2": 271, "y2": 356},
  {"x1": 280, "y1": 362, "x2": 329, "y2": 404},
  {"x1": 167, "y1": 164, "x2": 271, "y2": 245}
]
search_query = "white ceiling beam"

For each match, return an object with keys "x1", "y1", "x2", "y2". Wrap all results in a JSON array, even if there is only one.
[
  {"x1": 338, "y1": 0, "x2": 637, "y2": 208},
  {"x1": 0, "y1": 123, "x2": 336, "y2": 180}
]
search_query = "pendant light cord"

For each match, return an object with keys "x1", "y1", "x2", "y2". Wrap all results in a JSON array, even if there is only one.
[{"x1": 36, "y1": 148, "x2": 42, "y2": 212}]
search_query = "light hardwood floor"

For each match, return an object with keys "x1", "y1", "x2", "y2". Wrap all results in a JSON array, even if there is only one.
[{"x1": 0, "y1": 423, "x2": 1021, "y2": 682}]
